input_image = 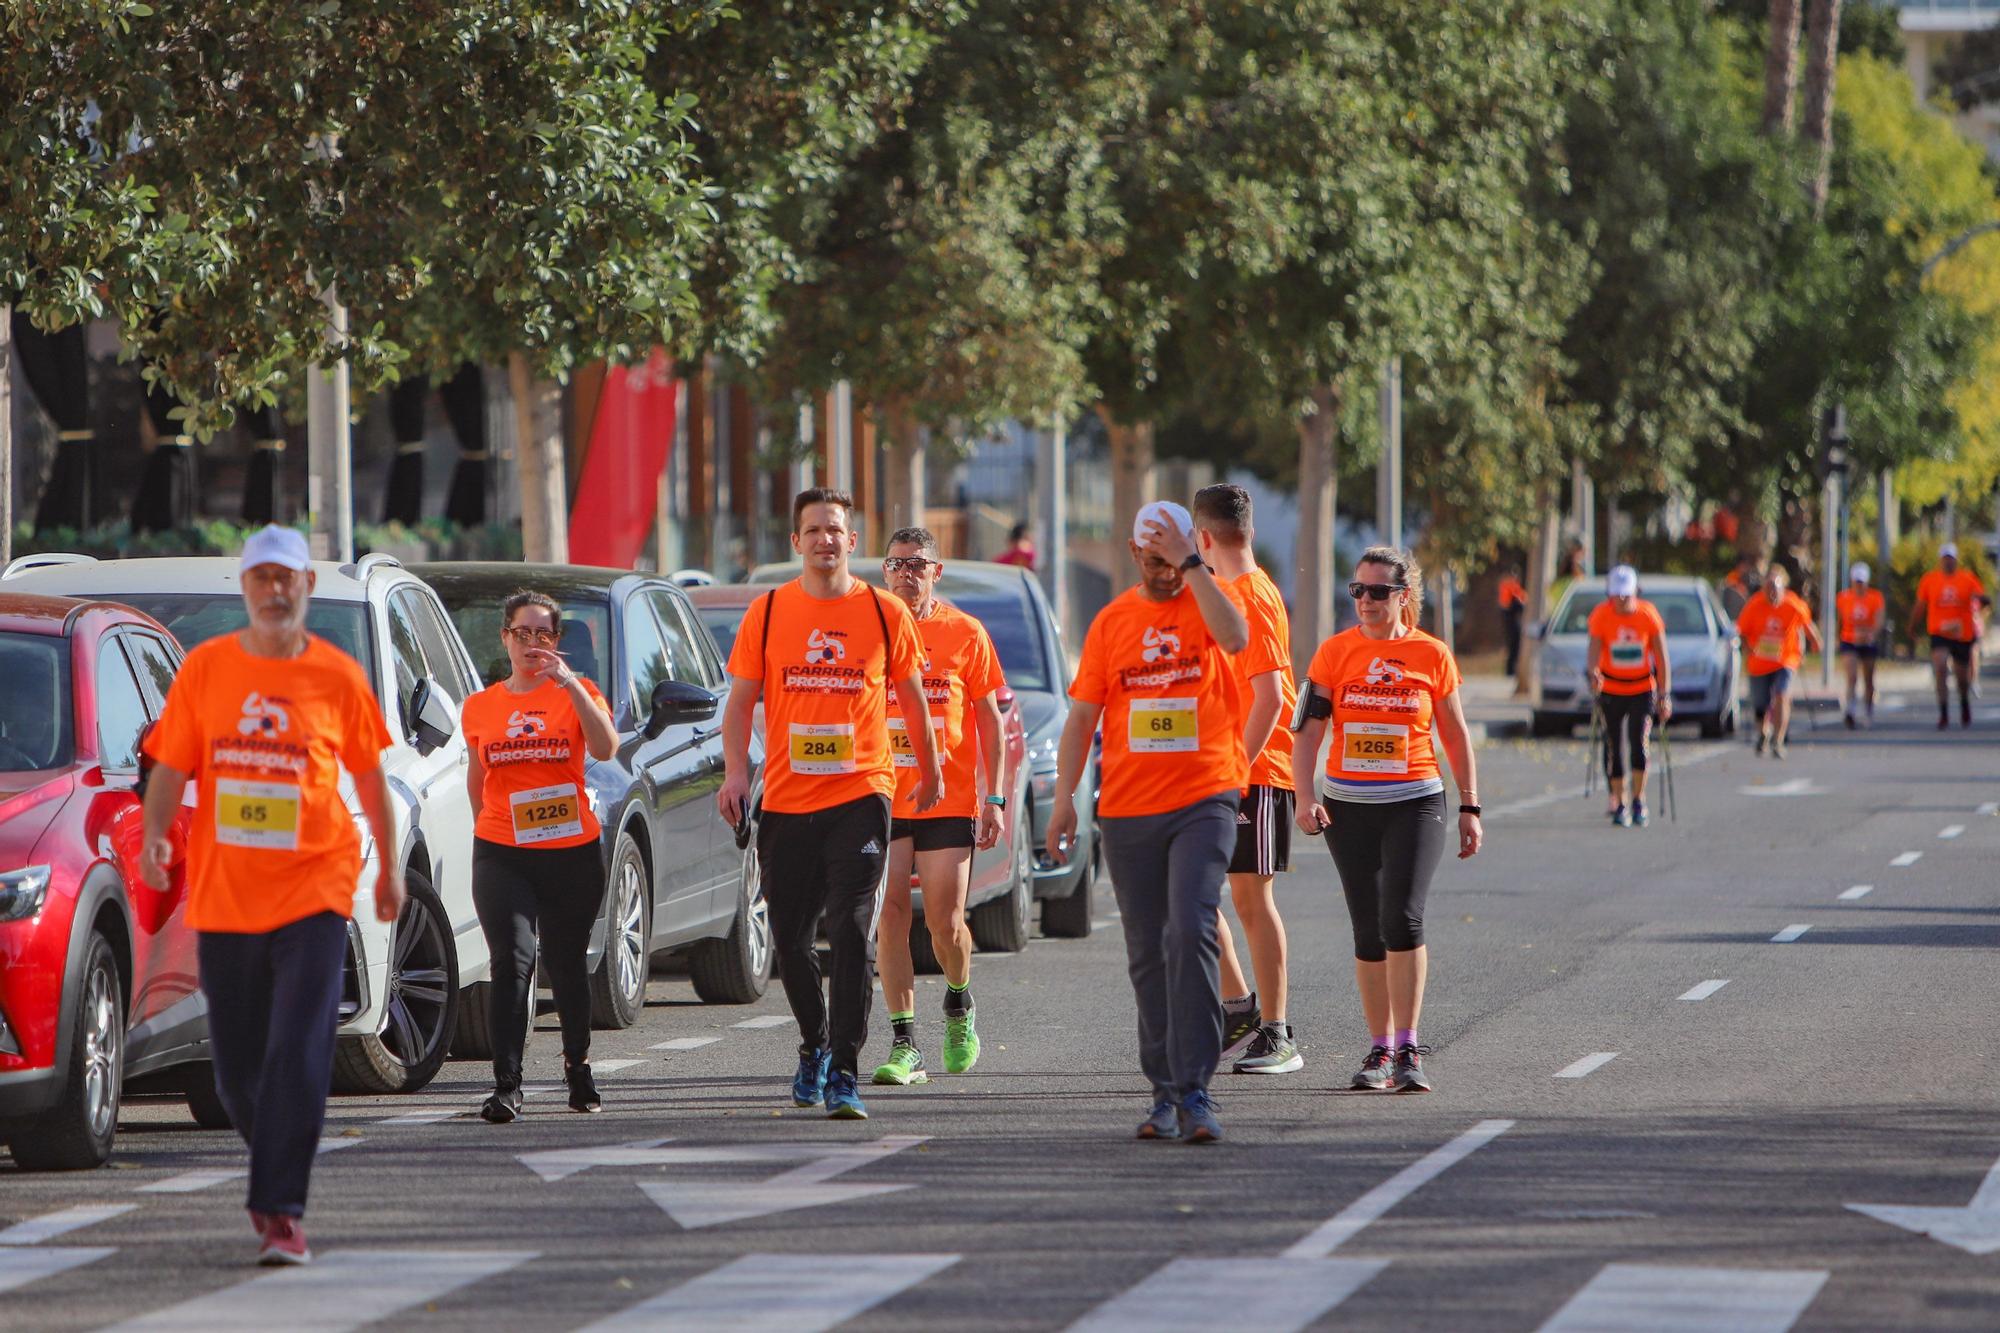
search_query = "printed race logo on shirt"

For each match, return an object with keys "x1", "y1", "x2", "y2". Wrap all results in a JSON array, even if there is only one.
[
  {"x1": 1609, "y1": 628, "x2": 1647, "y2": 669},
  {"x1": 215, "y1": 692, "x2": 309, "y2": 849},
  {"x1": 1364, "y1": 657, "x2": 1404, "y2": 686},
  {"x1": 1120, "y1": 623, "x2": 1203, "y2": 690},
  {"x1": 484, "y1": 707, "x2": 573, "y2": 766},
  {"x1": 806, "y1": 628, "x2": 847, "y2": 663},
  {"x1": 783, "y1": 627, "x2": 866, "y2": 696},
  {"x1": 1141, "y1": 626, "x2": 1183, "y2": 663},
  {"x1": 1340, "y1": 656, "x2": 1421, "y2": 715},
  {"x1": 236, "y1": 691, "x2": 290, "y2": 737},
  {"x1": 505, "y1": 709, "x2": 546, "y2": 739}
]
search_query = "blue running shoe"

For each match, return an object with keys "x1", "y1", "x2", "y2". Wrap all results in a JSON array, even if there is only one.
[
  {"x1": 824, "y1": 1070, "x2": 868, "y2": 1120},
  {"x1": 1136, "y1": 1099, "x2": 1180, "y2": 1140},
  {"x1": 1178, "y1": 1089, "x2": 1222, "y2": 1144},
  {"x1": 792, "y1": 1048, "x2": 830, "y2": 1108}
]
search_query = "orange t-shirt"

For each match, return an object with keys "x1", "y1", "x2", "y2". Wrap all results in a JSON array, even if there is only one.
[
  {"x1": 727, "y1": 579, "x2": 925, "y2": 815},
  {"x1": 1069, "y1": 583, "x2": 1247, "y2": 819},
  {"x1": 1586, "y1": 599, "x2": 1666, "y2": 696},
  {"x1": 1306, "y1": 627, "x2": 1460, "y2": 788},
  {"x1": 462, "y1": 676, "x2": 610, "y2": 849},
  {"x1": 1498, "y1": 577, "x2": 1527, "y2": 611},
  {"x1": 1836, "y1": 587, "x2": 1886, "y2": 645},
  {"x1": 1917, "y1": 568, "x2": 1986, "y2": 641},
  {"x1": 1737, "y1": 592, "x2": 1814, "y2": 674},
  {"x1": 144, "y1": 634, "x2": 392, "y2": 933},
  {"x1": 889, "y1": 600, "x2": 1006, "y2": 820},
  {"x1": 1229, "y1": 567, "x2": 1296, "y2": 792}
]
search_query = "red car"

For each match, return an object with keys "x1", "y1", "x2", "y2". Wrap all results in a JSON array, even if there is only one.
[{"x1": 0, "y1": 593, "x2": 212, "y2": 1171}]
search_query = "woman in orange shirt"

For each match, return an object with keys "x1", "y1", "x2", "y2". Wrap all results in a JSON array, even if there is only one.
[
  {"x1": 462, "y1": 590, "x2": 617, "y2": 1123},
  {"x1": 1292, "y1": 546, "x2": 1483, "y2": 1095}
]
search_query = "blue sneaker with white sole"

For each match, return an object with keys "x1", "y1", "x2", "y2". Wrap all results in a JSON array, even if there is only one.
[
  {"x1": 824, "y1": 1071, "x2": 868, "y2": 1119},
  {"x1": 792, "y1": 1048, "x2": 830, "y2": 1107}
]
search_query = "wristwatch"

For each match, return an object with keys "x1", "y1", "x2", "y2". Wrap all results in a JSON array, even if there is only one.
[
  {"x1": 984, "y1": 794, "x2": 1008, "y2": 810},
  {"x1": 1179, "y1": 552, "x2": 1205, "y2": 573}
]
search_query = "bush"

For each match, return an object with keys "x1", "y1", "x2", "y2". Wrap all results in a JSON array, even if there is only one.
[{"x1": 10, "y1": 518, "x2": 522, "y2": 565}]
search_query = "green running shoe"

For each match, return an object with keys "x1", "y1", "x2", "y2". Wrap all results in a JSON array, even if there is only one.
[
  {"x1": 871, "y1": 1041, "x2": 929, "y2": 1086},
  {"x1": 942, "y1": 1004, "x2": 981, "y2": 1074}
]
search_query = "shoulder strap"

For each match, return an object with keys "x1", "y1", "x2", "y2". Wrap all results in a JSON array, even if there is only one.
[
  {"x1": 870, "y1": 588, "x2": 894, "y2": 692},
  {"x1": 758, "y1": 588, "x2": 776, "y2": 666}
]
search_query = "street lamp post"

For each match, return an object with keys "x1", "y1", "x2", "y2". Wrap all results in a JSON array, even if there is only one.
[{"x1": 1820, "y1": 404, "x2": 1850, "y2": 690}]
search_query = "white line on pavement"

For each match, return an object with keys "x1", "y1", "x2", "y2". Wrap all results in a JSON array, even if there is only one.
[
  {"x1": 732, "y1": 1015, "x2": 794, "y2": 1030},
  {"x1": 590, "y1": 1059, "x2": 647, "y2": 1073},
  {"x1": 0, "y1": 1205, "x2": 136, "y2": 1246},
  {"x1": 1839, "y1": 885, "x2": 1873, "y2": 901},
  {"x1": 1678, "y1": 980, "x2": 1730, "y2": 1002},
  {"x1": 1978, "y1": 802, "x2": 1998, "y2": 817},
  {"x1": 138, "y1": 1138, "x2": 362, "y2": 1194},
  {"x1": 0, "y1": 1247, "x2": 115, "y2": 1294},
  {"x1": 1555, "y1": 1053, "x2": 1620, "y2": 1079},
  {"x1": 1486, "y1": 744, "x2": 1729, "y2": 820},
  {"x1": 1068, "y1": 1257, "x2": 1387, "y2": 1332},
  {"x1": 1891, "y1": 851, "x2": 1923, "y2": 867},
  {"x1": 1280, "y1": 1120, "x2": 1513, "y2": 1259},
  {"x1": 652, "y1": 1037, "x2": 721, "y2": 1051},
  {"x1": 581, "y1": 1253, "x2": 959, "y2": 1333},
  {"x1": 1940, "y1": 825, "x2": 1965, "y2": 840},
  {"x1": 1537, "y1": 1263, "x2": 1828, "y2": 1333},
  {"x1": 1771, "y1": 925, "x2": 1812, "y2": 943},
  {"x1": 101, "y1": 1249, "x2": 538, "y2": 1332},
  {"x1": 374, "y1": 1109, "x2": 458, "y2": 1127}
]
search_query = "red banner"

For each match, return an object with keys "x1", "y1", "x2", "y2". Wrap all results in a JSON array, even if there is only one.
[{"x1": 568, "y1": 349, "x2": 680, "y2": 569}]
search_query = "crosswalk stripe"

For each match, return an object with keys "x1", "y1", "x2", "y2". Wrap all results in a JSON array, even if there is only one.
[
  {"x1": 651, "y1": 1037, "x2": 720, "y2": 1051},
  {"x1": 1891, "y1": 851, "x2": 1922, "y2": 867},
  {"x1": 1678, "y1": 980, "x2": 1730, "y2": 1002},
  {"x1": 101, "y1": 1248, "x2": 537, "y2": 1332},
  {"x1": 1537, "y1": 1263, "x2": 1827, "y2": 1332},
  {"x1": 1770, "y1": 924, "x2": 1811, "y2": 943},
  {"x1": 1067, "y1": 1258, "x2": 1386, "y2": 1332},
  {"x1": 138, "y1": 1138, "x2": 363, "y2": 1194},
  {"x1": 1554, "y1": 1053, "x2": 1619, "y2": 1079},
  {"x1": 0, "y1": 1246, "x2": 114, "y2": 1293},
  {"x1": 579, "y1": 1253, "x2": 957, "y2": 1332},
  {"x1": 0, "y1": 1204, "x2": 135, "y2": 1245},
  {"x1": 731, "y1": 1015, "x2": 793, "y2": 1030},
  {"x1": 374, "y1": 1109, "x2": 458, "y2": 1127},
  {"x1": 590, "y1": 1058, "x2": 647, "y2": 1073}
]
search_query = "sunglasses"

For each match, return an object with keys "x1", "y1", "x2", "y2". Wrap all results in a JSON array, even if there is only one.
[
  {"x1": 504, "y1": 626, "x2": 560, "y2": 646},
  {"x1": 883, "y1": 557, "x2": 939, "y2": 574},
  {"x1": 1348, "y1": 581, "x2": 1406, "y2": 602}
]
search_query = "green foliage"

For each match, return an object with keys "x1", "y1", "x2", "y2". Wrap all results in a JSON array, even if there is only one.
[{"x1": 12, "y1": 517, "x2": 519, "y2": 562}]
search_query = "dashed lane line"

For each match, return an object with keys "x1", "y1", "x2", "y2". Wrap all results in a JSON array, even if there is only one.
[
  {"x1": 652, "y1": 1036, "x2": 721, "y2": 1052},
  {"x1": 374, "y1": 1109, "x2": 458, "y2": 1127},
  {"x1": 732, "y1": 1015, "x2": 794, "y2": 1030},
  {"x1": 1771, "y1": 925, "x2": 1812, "y2": 943},
  {"x1": 1977, "y1": 802, "x2": 1998, "y2": 817},
  {"x1": 1485, "y1": 743, "x2": 1729, "y2": 819},
  {"x1": 0, "y1": 1204, "x2": 136, "y2": 1246},
  {"x1": 1891, "y1": 852, "x2": 1922, "y2": 867},
  {"x1": 590, "y1": 1059, "x2": 647, "y2": 1073},
  {"x1": 1554, "y1": 1053, "x2": 1619, "y2": 1079},
  {"x1": 1280, "y1": 1120, "x2": 1515, "y2": 1259},
  {"x1": 0, "y1": 1247, "x2": 116, "y2": 1294},
  {"x1": 1940, "y1": 825, "x2": 1966, "y2": 840},
  {"x1": 1678, "y1": 980, "x2": 1730, "y2": 1002},
  {"x1": 137, "y1": 1138, "x2": 363, "y2": 1194},
  {"x1": 1839, "y1": 885, "x2": 1873, "y2": 901}
]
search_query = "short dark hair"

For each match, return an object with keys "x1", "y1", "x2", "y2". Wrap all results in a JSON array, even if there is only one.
[
  {"x1": 1192, "y1": 483, "x2": 1253, "y2": 546},
  {"x1": 1008, "y1": 521, "x2": 1030, "y2": 543},
  {"x1": 502, "y1": 589, "x2": 561, "y2": 628},
  {"x1": 792, "y1": 487, "x2": 855, "y2": 533},
  {"x1": 885, "y1": 526, "x2": 938, "y2": 556}
]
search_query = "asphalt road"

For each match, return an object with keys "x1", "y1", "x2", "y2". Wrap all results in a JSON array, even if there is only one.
[{"x1": 6, "y1": 680, "x2": 2000, "y2": 1331}]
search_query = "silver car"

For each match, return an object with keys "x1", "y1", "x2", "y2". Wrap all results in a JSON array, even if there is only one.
[{"x1": 1531, "y1": 574, "x2": 1743, "y2": 738}]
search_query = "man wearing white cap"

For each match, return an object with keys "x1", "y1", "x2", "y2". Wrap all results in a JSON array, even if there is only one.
[
  {"x1": 1046, "y1": 500, "x2": 1249, "y2": 1142},
  {"x1": 1586, "y1": 565, "x2": 1670, "y2": 826},
  {"x1": 1908, "y1": 542, "x2": 1988, "y2": 729},
  {"x1": 138, "y1": 525, "x2": 402, "y2": 1265},
  {"x1": 1835, "y1": 562, "x2": 1886, "y2": 728}
]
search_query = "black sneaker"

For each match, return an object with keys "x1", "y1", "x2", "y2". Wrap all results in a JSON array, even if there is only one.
[
  {"x1": 1220, "y1": 1006, "x2": 1262, "y2": 1063},
  {"x1": 1964, "y1": 699, "x2": 1975, "y2": 728},
  {"x1": 1755, "y1": 730, "x2": 1768, "y2": 753},
  {"x1": 565, "y1": 1063, "x2": 601, "y2": 1113},
  {"x1": 1232, "y1": 1024, "x2": 1303, "y2": 1075},
  {"x1": 1350, "y1": 1045, "x2": 1394, "y2": 1091},
  {"x1": 479, "y1": 1087, "x2": 523, "y2": 1123},
  {"x1": 1392, "y1": 1043, "x2": 1433, "y2": 1093}
]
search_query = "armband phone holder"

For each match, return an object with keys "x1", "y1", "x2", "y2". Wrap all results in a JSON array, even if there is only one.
[{"x1": 1289, "y1": 686, "x2": 1332, "y2": 733}]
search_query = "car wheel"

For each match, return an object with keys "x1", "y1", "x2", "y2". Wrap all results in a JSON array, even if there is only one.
[
  {"x1": 970, "y1": 805, "x2": 1033, "y2": 953},
  {"x1": 1040, "y1": 836, "x2": 1096, "y2": 939},
  {"x1": 332, "y1": 868, "x2": 458, "y2": 1095},
  {"x1": 182, "y1": 1062, "x2": 233, "y2": 1130},
  {"x1": 450, "y1": 981, "x2": 497, "y2": 1061},
  {"x1": 589, "y1": 831, "x2": 650, "y2": 1029},
  {"x1": 909, "y1": 917, "x2": 943, "y2": 974},
  {"x1": 10, "y1": 933, "x2": 124, "y2": 1171},
  {"x1": 689, "y1": 838, "x2": 773, "y2": 1004},
  {"x1": 1530, "y1": 711, "x2": 1570, "y2": 738},
  {"x1": 1699, "y1": 709, "x2": 1726, "y2": 739}
]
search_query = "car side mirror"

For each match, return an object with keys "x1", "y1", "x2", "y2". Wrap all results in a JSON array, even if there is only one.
[
  {"x1": 408, "y1": 677, "x2": 458, "y2": 756},
  {"x1": 129, "y1": 722, "x2": 157, "y2": 797},
  {"x1": 641, "y1": 679, "x2": 718, "y2": 740}
]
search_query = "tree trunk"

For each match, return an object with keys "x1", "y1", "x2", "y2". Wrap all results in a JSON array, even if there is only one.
[
  {"x1": 1763, "y1": 0, "x2": 1802, "y2": 135},
  {"x1": 1292, "y1": 384, "x2": 1339, "y2": 667},
  {"x1": 1515, "y1": 478, "x2": 1560, "y2": 698},
  {"x1": 509, "y1": 351, "x2": 568, "y2": 563},
  {"x1": 0, "y1": 305, "x2": 10, "y2": 570},
  {"x1": 880, "y1": 399, "x2": 925, "y2": 534},
  {"x1": 1103, "y1": 411, "x2": 1155, "y2": 591},
  {"x1": 1802, "y1": 0, "x2": 1843, "y2": 216}
]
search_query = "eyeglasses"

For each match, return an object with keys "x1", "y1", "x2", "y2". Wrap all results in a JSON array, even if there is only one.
[
  {"x1": 504, "y1": 626, "x2": 560, "y2": 646},
  {"x1": 1348, "y1": 581, "x2": 1405, "y2": 602},
  {"x1": 883, "y1": 557, "x2": 939, "y2": 574}
]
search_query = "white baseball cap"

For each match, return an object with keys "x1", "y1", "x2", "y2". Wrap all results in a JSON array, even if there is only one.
[
  {"x1": 1606, "y1": 564, "x2": 1638, "y2": 597},
  {"x1": 1850, "y1": 561, "x2": 1870, "y2": 583},
  {"x1": 1131, "y1": 500, "x2": 1195, "y2": 546},
  {"x1": 1940, "y1": 541, "x2": 1960, "y2": 560},
  {"x1": 239, "y1": 524, "x2": 312, "y2": 573}
]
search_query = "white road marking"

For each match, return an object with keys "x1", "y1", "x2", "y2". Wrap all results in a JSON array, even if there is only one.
[
  {"x1": 1488, "y1": 745, "x2": 1729, "y2": 819},
  {"x1": 589, "y1": 1058, "x2": 646, "y2": 1073},
  {"x1": 519, "y1": 1135, "x2": 925, "y2": 1185},
  {"x1": 1839, "y1": 885, "x2": 1873, "y2": 901},
  {"x1": 1771, "y1": 924, "x2": 1811, "y2": 943},
  {"x1": 1280, "y1": 1120, "x2": 1513, "y2": 1259},
  {"x1": 374, "y1": 1109, "x2": 457, "y2": 1127},
  {"x1": 1068, "y1": 1257, "x2": 1387, "y2": 1332},
  {"x1": 1555, "y1": 1053, "x2": 1619, "y2": 1079},
  {"x1": 0, "y1": 1204, "x2": 135, "y2": 1246},
  {"x1": 651, "y1": 1036, "x2": 720, "y2": 1051},
  {"x1": 138, "y1": 1137, "x2": 362, "y2": 1193},
  {"x1": 102, "y1": 1248, "x2": 537, "y2": 1332},
  {"x1": 641, "y1": 1136, "x2": 927, "y2": 1229},
  {"x1": 1891, "y1": 851, "x2": 1922, "y2": 867},
  {"x1": 1849, "y1": 1151, "x2": 2000, "y2": 1255},
  {"x1": 1679, "y1": 980, "x2": 1730, "y2": 1002},
  {"x1": 1977, "y1": 802, "x2": 1998, "y2": 817},
  {"x1": 1738, "y1": 777, "x2": 1824, "y2": 797},
  {"x1": 1940, "y1": 825, "x2": 1965, "y2": 840},
  {"x1": 1538, "y1": 1264, "x2": 1827, "y2": 1332},
  {"x1": 582, "y1": 1253, "x2": 958, "y2": 1332},
  {"x1": 0, "y1": 1247, "x2": 115, "y2": 1293},
  {"x1": 731, "y1": 1015, "x2": 794, "y2": 1030}
]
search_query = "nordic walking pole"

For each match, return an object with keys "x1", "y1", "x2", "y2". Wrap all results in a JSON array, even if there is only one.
[
  {"x1": 1583, "y1": 701, "x2": 1602, "y2": 799},
  {"x1": 1657, "y1": 710, "x2": 1677, "y2": 822}
]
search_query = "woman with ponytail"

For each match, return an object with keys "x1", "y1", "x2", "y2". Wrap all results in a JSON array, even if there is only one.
[{"x1": 1289, "y1": 547, "x2": 1482, "y2": 1093}]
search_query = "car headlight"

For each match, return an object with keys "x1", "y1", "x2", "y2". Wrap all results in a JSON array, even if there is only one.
[
  {"x1": 0, "y1": 866, "x2": 52, "y2": 922},
  {"x1": 1543, "y1": 659, "x2": 1576, "y2": 682}
]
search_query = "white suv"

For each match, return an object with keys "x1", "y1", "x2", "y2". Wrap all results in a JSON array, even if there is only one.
[{"x1": 1, "y1": 553, "x2": 489, "y2": 1094}]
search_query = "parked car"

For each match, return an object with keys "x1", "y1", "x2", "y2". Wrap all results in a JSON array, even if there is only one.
[
  {"x1": 410, "y1": 563, "x2": 772, "y2": 1017},
  {"x1": 1, "y1": 553, "x2": 490, "y2": 1096},
  {"x1": 717, "y1": 557, "x2": 1101, "y2": 941},
  {"x1": 1531, "y1": 574, "x2": 1743, "y2": 738},
  {"x1": 0, "y1": 592, "x2": 223, "y2": 1168}
]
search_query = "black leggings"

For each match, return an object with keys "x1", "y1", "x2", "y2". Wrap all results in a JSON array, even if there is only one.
[
  {"x1": 472, "y1": 837, "x2": 605, "y2": 1091},
  {"x1": 1599, "y1": 690, "x2": 1655, "y2": 781},
  {"x1": 1326, "y1": 791, "x2": 1448, "y2": 962}
]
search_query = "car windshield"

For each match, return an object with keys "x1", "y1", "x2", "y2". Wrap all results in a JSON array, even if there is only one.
[
  {"x1": 1554, "y1": 590, "x2": 1710, "y2": 637},
  {"x1": 694, "y1": 606, "x2": 743, "y2": 661},
  {"x1": 0, "y1": 633, "x2": 73, "y2": 772},
  {"x1": 97, "y1": 594, "x2": 373, "y2": 670},
  {"x1": 429, "y1": 589, "x2": 615, "y2": 690},
  {"x1": 940, "y1": 591, "x2": 1048, "y2": 691}
]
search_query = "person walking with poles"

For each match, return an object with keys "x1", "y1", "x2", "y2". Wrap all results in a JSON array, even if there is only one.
[
  {"x1": 1586, "y1": 565, "x2": 1671, "y2": 828},
  {"x1": 1836, "y1": 562, "x2": 1886, "y2": 729},
  {"x1": 1738, "y1": 565, "x2": 1819, "y2": 757},
  {"x1": 717, "y1": 489, "x2": 940, "y2": 1120},
  {"x1": 1046, "y1": 501, "x2": 1249, "y2": 1143},
  {"x1": 1908, "y1": 542, "x2": 1988, "y2": 730},
  {"x1": 138, "y1": 526, "x2": 401, "y2": 1266}
]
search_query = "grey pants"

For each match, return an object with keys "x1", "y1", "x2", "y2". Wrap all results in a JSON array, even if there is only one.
[{"x1": 1100, "y1": 792, "x2": 1240, "y2": 1103}]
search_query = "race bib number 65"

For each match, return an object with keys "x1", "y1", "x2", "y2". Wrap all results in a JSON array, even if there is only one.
[{"x1": 215, "y1": 777, "x2": 301, "y2": 851}]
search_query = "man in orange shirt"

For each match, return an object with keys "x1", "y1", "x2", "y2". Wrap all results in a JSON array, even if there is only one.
[
  {"x1": 1586, "y1": 565, "x2": 1671, "y2": 828},
  {"x1": 1191, "y1": 484, "x2": 1302, "y2": 1076},
  {"x1": 1047, "y1": 500, "x2": 1249, "y2": 1143},
  {"x1": 718, "y1": 489, "x2": 941, "y2": 1120},
  {"x1": 1498, "y1": 565, "x2": 1528, "y2": 677},
  {"x1": 1907, "y1": 542, "x2": 1988, "y2": 730},
  {"x1": 1737, "y1": 565, "x2": 1820, "y2": 758},
  {"x1": 137, "y1": 526, "x2": 400, "y2": 1266},
  {"x1": 871, "y1": 526, "x2": 1007, "y2": 1088},
  {"x1": 1835, "y1": 561, "x2": 1887, "y2": 729}
]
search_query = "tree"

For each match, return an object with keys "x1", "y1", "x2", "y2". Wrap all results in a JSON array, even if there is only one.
[{"x1": 1763, "y1": 0, "x2": 1804, "y2": 133}]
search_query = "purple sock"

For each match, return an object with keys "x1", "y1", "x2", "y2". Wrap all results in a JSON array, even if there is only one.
[
  {"x1": 1394, "y1": 1028, "x2": 1417, "y2": 1050},
  {"x1": 1372, "y1": 1032, "x2": 1392, "y2": 1051}
]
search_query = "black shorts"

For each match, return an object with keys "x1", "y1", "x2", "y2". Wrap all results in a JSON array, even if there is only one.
[
  {"x1": 889, "y1": 815, "x2": 977, "y2": 852},
  {"x1": 1227, "y1": 785, "x2": 1293, "y2": 875},
  {"x1": 1932, "y1": 636, "x2": 1975, "y2": 666},
  {"x1": 1838, "y1": 641, "x2": 1878, "y2": 660}
]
